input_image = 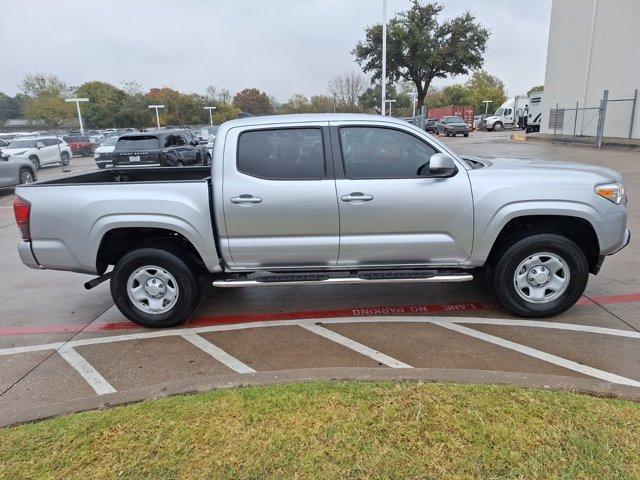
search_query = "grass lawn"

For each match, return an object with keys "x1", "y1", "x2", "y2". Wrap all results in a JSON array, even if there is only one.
[{"x1": 1, "y1": 382, "x2": 639, "y2": 479}]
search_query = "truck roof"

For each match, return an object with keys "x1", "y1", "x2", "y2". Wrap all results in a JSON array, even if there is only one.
[{"x1": 220, "y1": 113, "x2": 411, "y2": 129}]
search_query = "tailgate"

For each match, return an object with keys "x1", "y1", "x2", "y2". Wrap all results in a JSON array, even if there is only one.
[{"x1": 112, "y1": 150, "x2": 162, "y2": 166}]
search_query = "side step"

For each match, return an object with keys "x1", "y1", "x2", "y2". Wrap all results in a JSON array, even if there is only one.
[{"x1": 212, "y1": 270, "x2": 473, "y2": 288}]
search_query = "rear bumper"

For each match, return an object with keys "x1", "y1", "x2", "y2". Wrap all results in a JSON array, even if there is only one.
[{"x1": 18, "y1": 241, "x2": 41, "y2": 269}]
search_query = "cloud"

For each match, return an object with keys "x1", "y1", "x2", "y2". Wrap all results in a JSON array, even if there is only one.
[{"x1": 0, "y1": 0, "x2": 551, "y2": 100}]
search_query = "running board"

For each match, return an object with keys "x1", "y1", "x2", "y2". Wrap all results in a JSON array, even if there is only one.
[{"x1": 212, "y1": 272, "x2": 473, "y2": 288}]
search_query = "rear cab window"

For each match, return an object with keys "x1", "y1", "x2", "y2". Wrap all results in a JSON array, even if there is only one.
[
  {"x1": 115, "y1": 136, "x2": 159, "y2": 151},
  {"x1": 237, "y1": 128, "x2": 325, "y2": 180}
]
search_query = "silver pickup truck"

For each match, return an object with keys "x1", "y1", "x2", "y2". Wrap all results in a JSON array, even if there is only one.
[{"x1": 14, "y1": 114, "x2": 629, "y2": 327}]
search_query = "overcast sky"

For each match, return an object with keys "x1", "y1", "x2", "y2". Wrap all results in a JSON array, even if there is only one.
[{"x1": 1, "y1": 0, "x2": 551, "y2": 101}]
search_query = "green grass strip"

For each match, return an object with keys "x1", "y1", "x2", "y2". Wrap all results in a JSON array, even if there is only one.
[{"x1": 1, "y1": 382, "x2": 639, "y2": 479}]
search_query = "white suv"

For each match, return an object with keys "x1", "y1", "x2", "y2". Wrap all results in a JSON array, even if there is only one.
[{"x1": 0, "y1": 136, "x2": 73, "y2": 170}]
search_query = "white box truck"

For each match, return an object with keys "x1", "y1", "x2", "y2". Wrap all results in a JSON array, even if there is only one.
[{"x1": 526, "y1": 91, "x2": 544, "y2": 133}]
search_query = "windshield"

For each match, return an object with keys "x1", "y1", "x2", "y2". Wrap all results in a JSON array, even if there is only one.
[
  {"x1": 103, "y1": 136, "x2": 119, "y2": 146},
  {"x1": 7, "y1": 139, "x2": 37, "y2": 148},
  {"x1": 494, "y1": 108, "x2": 504, "y2": 116},
  {"x1": 446, "y1": 117, "x2": 465, "y2": 123},
  {"x1": 115, "y1": 136, "x2": 159, "y2": 151}
]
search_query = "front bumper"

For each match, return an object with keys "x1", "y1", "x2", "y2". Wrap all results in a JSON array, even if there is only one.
[{"x1": 610, "y1": 229, "x2": 631, "y2": 255}]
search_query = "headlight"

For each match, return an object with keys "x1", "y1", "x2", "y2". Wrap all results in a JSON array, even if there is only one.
[
  {"x1": 94, "y1": 153, "x2": 100, "y2": 159},
  {"x1": 595, "y1": 182, "x2": 625, "y2": 204}
]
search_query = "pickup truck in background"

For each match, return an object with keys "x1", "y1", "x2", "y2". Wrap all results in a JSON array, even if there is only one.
[
  {"x1": 14, "y1": 114, "x2": 630, "y2": 328},
  {"x1": 111, "y1": 129, "x2": 209, "y2": 167}
]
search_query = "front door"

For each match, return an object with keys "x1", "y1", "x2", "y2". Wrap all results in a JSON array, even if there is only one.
[
  {"x1": 332, "y1": 124, "x2": 473, "y2": 267},
  {"x1": 222, "y1": 124, "x2": 339, "y2": 269}
]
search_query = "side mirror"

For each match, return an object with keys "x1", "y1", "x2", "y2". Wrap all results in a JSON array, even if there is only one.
[
  {"x1": 419, "y1": 153, "x2": 457, "y2": 178},
  {"x1": 36, "y1": 141, "x2": 45, "y2": 149}
]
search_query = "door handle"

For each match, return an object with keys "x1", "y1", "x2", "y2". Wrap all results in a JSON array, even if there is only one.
[
  {"x1": 230, "y1": 195, "x2": 263, "y2": 204},
  {"x1": 341, "y1": 192, "x2": 374, "y2": 202}
]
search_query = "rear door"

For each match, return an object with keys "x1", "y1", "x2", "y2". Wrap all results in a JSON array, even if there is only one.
[
  {"x1": 41, "y1": 139, "x2": 59, "y2": 165},
  {"x1": 221, "y1": 123, "x2": 339, "y2": 268},
  {"x1": 331, "y1": 122, "x2": 473, "y2": 266}
]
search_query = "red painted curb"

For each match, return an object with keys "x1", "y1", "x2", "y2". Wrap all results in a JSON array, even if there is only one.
[{"x1": 0, "y1": 292, "x2": 638, "y2": 338}]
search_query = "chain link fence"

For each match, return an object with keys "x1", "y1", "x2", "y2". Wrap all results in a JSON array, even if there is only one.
[{"x1": 550, "y1": 89, "x2": 638, "y2": 147}]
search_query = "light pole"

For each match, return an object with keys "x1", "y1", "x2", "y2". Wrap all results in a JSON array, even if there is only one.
[
  {"x1": 65, "y1": 98, "x2": 89, "y2": 135},
  {"x1": 148, "y1": 105, "x2": 165, "y2": 129},
  {"x1": 410, "y1": 92, "x2": 418, "y2": 117},
  {"x1": 384, "y1": 99, "x2": 396, "y2": 116},
  {"x1": 482, "y1": 100, "x2": 493, "y2": 114},
  {"x1": 204, "y1": 106, "x2": 217, "y2": 126},
  {"x1": 381, "y1": 0, "x2": 387, "y2": 116}
]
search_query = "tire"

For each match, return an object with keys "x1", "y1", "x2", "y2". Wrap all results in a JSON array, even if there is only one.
[
  {"x1": 110, "y1": 248, "x2": 200, "y2": 328},
  {"x1": 205, "y1": 154, "x2": 212, "y2": 166},
  {"x1": 463, "y1": 133, "x2": 469, "y2": 137},
  {"x1": 493, "y1": 122, "x2": 504, "y2": 132},
  {"x1": 490, "y1": 233, "x2": 589, "y2": 318},
  {"x1": 18, "y1": 168, "x2": 35, "y2": 184},
  {"x1": 97, "y1": 162, "x2": 106, "y2": 169},
  {"x1": 61, "y1": 151, "x2": 70, "y2": 166},
  {"x1": 28, "y1": 155, "x2": 40, "y2": 170},
  {"x1": 177, "y1": 161, "x2": 184, "y2": 167}
]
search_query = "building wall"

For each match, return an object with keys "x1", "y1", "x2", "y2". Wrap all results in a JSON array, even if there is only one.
[{"x1": 541, "y1": 0, "x2": 640, "y2": 139}]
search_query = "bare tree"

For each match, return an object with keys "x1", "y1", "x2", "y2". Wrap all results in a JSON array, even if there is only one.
[{"x1": 328, "y1": 72, "x2": 367, "y2": 112}]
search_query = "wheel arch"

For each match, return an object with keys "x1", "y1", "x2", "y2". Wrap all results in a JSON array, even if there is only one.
[{"x1": 486, "y1": 214, "x2": 600, "y2": 274}]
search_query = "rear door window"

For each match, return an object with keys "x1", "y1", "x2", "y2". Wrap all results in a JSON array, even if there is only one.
[
  {"x1": 115, "y1": 136, "x2": 159, "y2": 151},
  {"x1": 237, "y1": 128, "x2": 325, "y2": 180}
]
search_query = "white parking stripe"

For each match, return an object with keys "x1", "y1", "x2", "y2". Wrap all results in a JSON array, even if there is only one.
[
  {"x1": 300, "y1": 324, "x2": 413, "y2": 369},
  {"x1": 436, "y1": 322, "x2": 640, "y2": 388},
  {"x1": 181, "y1": 332, "x2": 255, "y2": 374},
  {"x1": 58, "y1": 346, "x2": 117, "y2": 395}
]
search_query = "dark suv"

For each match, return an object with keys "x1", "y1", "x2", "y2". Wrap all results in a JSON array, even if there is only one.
[
  {"x1": 435, "y1": 116, "x2": 470, "y2": 137},
  {"x1": 111, "y1": 129, "x2": 209, "y2": 167}
]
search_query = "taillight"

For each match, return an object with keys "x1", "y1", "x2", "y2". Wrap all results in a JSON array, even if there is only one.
[{"x1": 13, "y1": 196, "x2": 31, "y2": 241}]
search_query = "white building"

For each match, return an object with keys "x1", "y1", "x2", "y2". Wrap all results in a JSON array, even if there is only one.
[{"x1": 540, "y1": 0, "x2": 640, "y2": 140}]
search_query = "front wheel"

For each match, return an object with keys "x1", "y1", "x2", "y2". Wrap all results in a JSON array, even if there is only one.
[
  {"x1": 29, "y1": 155, "x2": 40, "y2": 170},
  {"x1": 490, "y1": 234, "x2": 589, "y2": 318},
  {"x1": 493, "y1": 122, "x2": 504, "y2": 132},
  {"x1": 111, "y1": 248, "x2": 200, "y2": 327}
]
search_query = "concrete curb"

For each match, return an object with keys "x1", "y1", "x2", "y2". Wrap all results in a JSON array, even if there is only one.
[{"x1": 3, "y1": 367, "x2": 639, "y2": 427}]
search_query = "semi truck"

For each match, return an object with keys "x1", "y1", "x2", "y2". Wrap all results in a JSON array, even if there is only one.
[{"x1": 482, "y1": 96, "x2": 529, "y2": 131}]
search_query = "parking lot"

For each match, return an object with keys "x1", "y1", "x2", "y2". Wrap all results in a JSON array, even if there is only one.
[{"x1": 1, "y1": 132, "x2": 638, "y2": 426}]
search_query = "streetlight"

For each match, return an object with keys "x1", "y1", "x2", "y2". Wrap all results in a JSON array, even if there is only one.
[
  {"x1": 381, "y1": 0, "x2": 388, "y2": 116},
  {"x1": 204, "y1": 106, "x2": 217, "y2": 126},
  {"x1": 148, "y1": 105, "x2": 165, "y2": 129},
  {"x1": 482, "y1": 100, "x2": 493, "y2": 114},
  {"x1": 65, "y1": 98, "x2": 89, "y2": 135},
  {"x1": 384, "y1": 99, "x2": 396, "y2": 116},
  {"x1": 410, "y1": 92, "x2": 418, "y2": 117}
]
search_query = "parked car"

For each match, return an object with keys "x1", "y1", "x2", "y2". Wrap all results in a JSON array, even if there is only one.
[
  {"x1": 0, "y1": 155, "x2": 37, "y2": 188},
  {"x1": 436, "y1": 116, "x2": 470, "y2": 137},
  {"x1": 424, "y1": 118, "x2": 437, "y2": 134},
  {"x1": 14, "y1": 113, "x2": 629, "y2": 328},
  {"x1": 93, "y1": 135, "x2": 120, "y2": 169},
  {"x1": 1, "y1": 136, "x2": 72, "y2": 169},
  {"x1": 63, "y1": 135, "x2": 95, "y2": 156},
  {"x1": 111, "y1": 129, "x2": 208, "y2": 167}
]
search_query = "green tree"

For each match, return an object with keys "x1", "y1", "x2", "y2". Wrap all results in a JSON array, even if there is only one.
[
  {"x1": 0, "y1": 92, "x2": 23, "y2": 123},
  {"x1": 464, "y1": 70, "x2": 506, "y2": 112},
  {"x1": 19, "y1": 73, "x2": 74, "y2": 125},
  {"x1": 117, "y1": 81, "x2": 152, "y2": 128},
  {"x1": 74, "y1": 81, "x2": 126, "y2": 128},
  {"x1": 282, "y1": 94, "x2": 313, "y2": 114},
  {"x1": 440, "y1": 84, "x2": 472, "y2": 106},
  {"x1": 353, "y1": 1, "x2": 489, "y2": 110},
  {"x1": 527, "y1": 85, "x2": 544, "y2": 97},
  {"x1": 232, "y1": 88, "x2": 274, "y2": 115}
]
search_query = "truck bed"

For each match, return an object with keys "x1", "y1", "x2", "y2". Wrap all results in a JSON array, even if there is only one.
[
  {"x1": 15, "y1": 166, "x2": 220, "y2": 275},
  {"x1": 34, "y1": 166, "x2": 211, "y2": 186}
]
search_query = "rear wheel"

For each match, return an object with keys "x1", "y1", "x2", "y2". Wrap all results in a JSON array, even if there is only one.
[
  {"x1": 61, "y1": 151, "x2": 70, "y2": 166},
  {"x1": 490, "y1": 233, "x2": 589, "y2": 318},
  {"x1": 205, "y1": 153, "x2": 212, "y2": 166},
  {"x1": 28, "y1": 155, "x2": 40, "y2": 170},
  {"x1": 111, "y1": 248, "x2": 200, "y2": 327},
  {"x1": 18, "y1": 168, "x2": 34, "y2": 184}
]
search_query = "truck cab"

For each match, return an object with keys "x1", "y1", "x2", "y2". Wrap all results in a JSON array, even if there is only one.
[{"x1": 483, "y1": 97, "x2": 529, "y2": 131}]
